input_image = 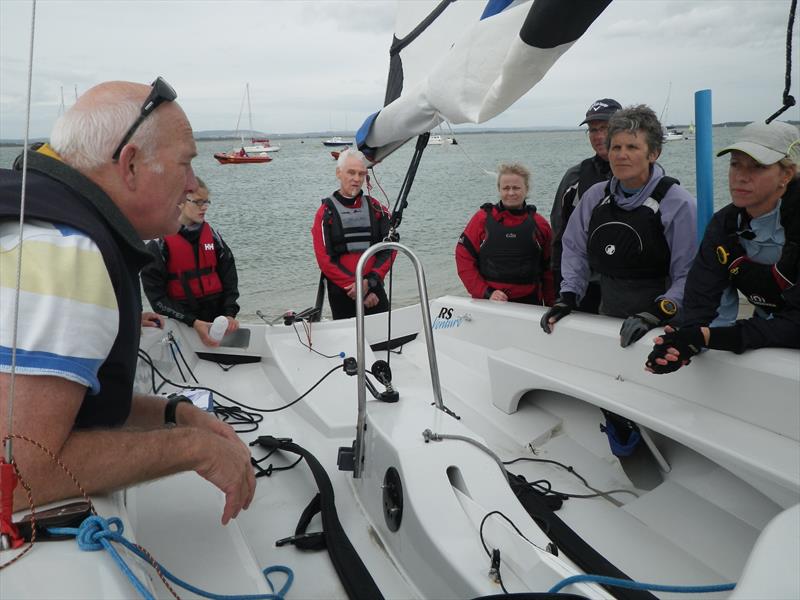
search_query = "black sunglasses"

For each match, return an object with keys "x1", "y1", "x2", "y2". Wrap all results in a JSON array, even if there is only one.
[{"x1": 111, "y1": 76, "x2": 177, "y2": 161}]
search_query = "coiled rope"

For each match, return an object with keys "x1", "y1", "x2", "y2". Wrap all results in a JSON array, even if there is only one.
[{"x1": 49, "y1": 515, "x2": 293, "y2": 600}]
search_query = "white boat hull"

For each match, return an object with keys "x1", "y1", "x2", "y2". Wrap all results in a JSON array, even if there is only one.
[{"x1": 3, "y1": 296, "x2": 798, "y2": 599}]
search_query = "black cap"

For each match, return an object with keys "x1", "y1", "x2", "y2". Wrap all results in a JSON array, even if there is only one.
[{"x1": 579, "y1": 98, "x2": 622, "y2": 126}]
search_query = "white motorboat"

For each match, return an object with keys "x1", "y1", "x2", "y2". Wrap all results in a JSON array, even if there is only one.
[
  {"x1": 323, "y1": 136, "x2": 354, "y2": 147},
  {"x1": 663, "y1": 129, "x2": 686, "y2": 142},
  {"x1": 244, "y1": 139, "x2": 281, "y2": 153}
]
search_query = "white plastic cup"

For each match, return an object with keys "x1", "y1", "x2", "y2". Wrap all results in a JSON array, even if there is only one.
[{"x1": 209, "y1": 316, "x2": 228, "y2": 342}]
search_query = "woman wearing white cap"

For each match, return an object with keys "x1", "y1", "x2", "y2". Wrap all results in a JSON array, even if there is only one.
[{"x1": 647, "y1": 120, "x2": 800, "y2": 373}]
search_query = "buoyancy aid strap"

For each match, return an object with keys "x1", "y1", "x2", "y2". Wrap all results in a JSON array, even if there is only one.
[
  {"x1": 254, "y1": 436, "x2": 384, "y2": 600},
  {"x1": 648, "y1": 176, "x2": 679, "y2": 204}
]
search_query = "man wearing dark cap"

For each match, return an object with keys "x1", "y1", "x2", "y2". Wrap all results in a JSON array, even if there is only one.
[{"x1": 550, "y1": 98, "x2": 621, "y2": 313}]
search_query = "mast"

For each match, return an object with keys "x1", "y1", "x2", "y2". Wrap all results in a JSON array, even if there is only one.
[
  {"x1": 58, "y1": 85, "x2": 66, "y2": 116},
  {"x1": 246, "y1": 82, "x2": 254, "y2": 139}
]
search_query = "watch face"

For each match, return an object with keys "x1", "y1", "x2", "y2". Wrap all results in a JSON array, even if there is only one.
[{"x1": 659, "y1": 299, "x2": 677, "y2": 316}]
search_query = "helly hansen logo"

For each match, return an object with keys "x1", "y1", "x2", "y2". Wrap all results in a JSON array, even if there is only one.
[{"x1": 204, "y1": 243, "x2": 215, "y2": 251}]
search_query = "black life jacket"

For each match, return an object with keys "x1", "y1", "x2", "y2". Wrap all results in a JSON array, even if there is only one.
[
  {"x1": 719, "y1": 187, "x2": 800, "y2": 312},
  {"x1": 478, "y1": 203, "x2": 543, "y2": 284},
  {"x1": 322, "y1": 193, "x2": 384, "y2": 257},
  {"x1": 560, "y1": 156, "x2": 612, "y2": 228},
  {"x1": 587, "y1": 177, "x2": 678, "y2": 279},
  {"x1": 0, "y1": 148, "x2": 152, "y2": 429}
]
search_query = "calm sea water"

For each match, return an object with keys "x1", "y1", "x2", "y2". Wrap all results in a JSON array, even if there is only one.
[{"x1": 1, "y1": 128, "x2": 743, "y2": 321}]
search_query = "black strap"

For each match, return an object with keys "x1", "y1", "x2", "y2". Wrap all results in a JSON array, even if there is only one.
[
  {"x1": 509, "y1": 472, "x2": 656, "y2": 600},
  {"x1": 255, "y1": 436, "x2": 384, "y2": 600},
  {"x1": 275, "y1": 493, "x2": 327, "y2": 550},
  {"x1": 649, "y1": 176, "x2": 679, "y2": 203}
]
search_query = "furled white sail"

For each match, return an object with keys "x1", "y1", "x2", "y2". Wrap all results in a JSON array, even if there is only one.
[{"x1": 357, "y1": 0, "x2": 612, "y2": 162}]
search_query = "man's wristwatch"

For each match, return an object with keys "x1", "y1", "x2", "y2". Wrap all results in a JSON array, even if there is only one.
[{"x1": 164, "y1": 394, "x2": 192, "y2": 427}]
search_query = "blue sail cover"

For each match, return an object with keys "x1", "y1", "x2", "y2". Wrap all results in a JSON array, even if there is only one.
[{"x1": 357, "y1": 0, "x2": 612, "y2": 162}]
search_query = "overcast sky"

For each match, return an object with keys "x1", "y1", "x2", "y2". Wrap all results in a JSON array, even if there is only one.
[{"x1": 1, "y1": 0, "x2": 798, "y2": 139}]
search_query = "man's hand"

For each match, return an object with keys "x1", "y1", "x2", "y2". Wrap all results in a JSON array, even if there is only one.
[
  {"x1": 141, "y1": 312, "x2": 165, "y2": 329},
  {"x1": 489, "y1": 290, "x2": 509, "y2": 302},
  {"x1": 193, "y1": 319, "x2": 220, "y2": 347},
  {"x1": 174, "y1": 403, "x2": 255, "y2": 524},
  {"x1": 364, "y1": 292, "x2": 380, "y2": 308},
  {"x1": 193, "y1": 431, "x2": 256, "y2": 525},
  {"x1": 645, "y1": 325, "x2": 708, "y2": 374},
  {"x1": 540, "y1": 292, "x2": 577, "y2": 334},
  {"x1": 345, "y1": 279, "x2": 368, "y2": 300}
]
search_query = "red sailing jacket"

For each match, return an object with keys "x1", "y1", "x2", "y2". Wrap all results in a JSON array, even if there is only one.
[
  {"x1": 456, "y1": 202, "x2": 555, "y2": 305},
  {"x1": 164, "y1": 222, "x2": 225, "y2": 301}
]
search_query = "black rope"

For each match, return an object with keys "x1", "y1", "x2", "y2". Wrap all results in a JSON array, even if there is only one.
[
  {"x1": 766, "y1": 0, "x2": 797, "y2": 123},
  {"x1": 138, "y1": 347, "x2": 344, "y2": 414}
]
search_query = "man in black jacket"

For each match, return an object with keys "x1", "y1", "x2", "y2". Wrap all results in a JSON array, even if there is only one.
[
  {"x1": 550, "y1": 98, "x2": 621, "y2": 313},
  {"x1": 142, "y1": 177, "x2": 241, "y2": 346}
]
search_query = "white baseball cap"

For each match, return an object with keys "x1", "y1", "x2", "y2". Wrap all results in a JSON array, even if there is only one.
[{"x1": 717, "y1": 120, "x2": 800, "y2": 165}]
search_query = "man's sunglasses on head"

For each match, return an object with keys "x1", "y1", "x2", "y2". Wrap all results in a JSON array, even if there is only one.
[{"x1": 112, "y1": 76, "x2": 177, "y2": 161}]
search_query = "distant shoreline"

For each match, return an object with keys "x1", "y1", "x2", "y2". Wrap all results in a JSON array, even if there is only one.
[{"x1": 2, "y1": 121, "x2": 796, "y2": 147}]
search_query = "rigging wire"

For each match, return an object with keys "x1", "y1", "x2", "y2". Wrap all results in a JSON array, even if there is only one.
[
  {"x1": 3, "y1": 0, "x2": 37, "y2": 465},
  {"x1": 439, "y1": 117, "x2": 495, "y2": 177},
  {"x1": 503, "y1": 456, "x2": 639, "y2": 503},
  {"x1": 766, "y1": 0, "x2": 797, "y2": 123}
]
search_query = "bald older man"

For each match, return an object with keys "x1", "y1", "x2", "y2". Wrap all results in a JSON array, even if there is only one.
[{"x1": 0, "y1": 79, "x2": 255, "y2": 525}]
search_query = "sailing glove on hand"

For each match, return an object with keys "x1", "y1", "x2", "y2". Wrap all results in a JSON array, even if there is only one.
[
  {"x1": 619, "y1": 298, "x2": 678, "y2": 348},
  {"x1": 540, "y1": 292, "x2": 577, "y2": 334},
  {"x1": 646, "y1": 326, "x2": 706, "y2": 374}
]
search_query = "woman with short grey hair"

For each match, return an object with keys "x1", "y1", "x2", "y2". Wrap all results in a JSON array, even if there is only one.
[{"x1": 541, "y1": 104, "x2": 698, "y2": 348}]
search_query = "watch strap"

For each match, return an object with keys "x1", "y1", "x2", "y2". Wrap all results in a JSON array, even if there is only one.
[{"x1": 164, "y1": 394, "x2": 192, "y2": 426}]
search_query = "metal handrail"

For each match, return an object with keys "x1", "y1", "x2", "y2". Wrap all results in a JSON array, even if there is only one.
[{"x1": 353, "y1": 242, "x2": 443, "y2": 478}]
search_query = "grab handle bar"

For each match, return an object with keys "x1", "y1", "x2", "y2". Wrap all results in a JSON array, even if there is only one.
[{"x1": 353, "y1": 241, "x2": 443, "y2": 478}]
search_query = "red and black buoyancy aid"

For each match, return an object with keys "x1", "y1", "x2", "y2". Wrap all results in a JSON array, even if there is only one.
[
  {"x1": 478, "y1": 203, "x2": 543, "y2": 284},
  {"x1": 165, "y1": 222, "x2": 224, "y2": 301},
  {"x1": 322, "y1": 194, "x2": 384, "y2": 257}
]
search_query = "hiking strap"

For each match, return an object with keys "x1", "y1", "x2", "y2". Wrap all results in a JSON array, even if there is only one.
[
  {"x1": 509, "y1": 472, "x2": 656, "y2": 600},
  {"x1": 254, "y1": 436, "x2": 384, "y2": 600}
]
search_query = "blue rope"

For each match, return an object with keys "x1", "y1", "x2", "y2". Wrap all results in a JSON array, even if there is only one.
[
  {"x1": 548, "y1": 573, "x2": 736, "y2": 595},
  {"x1": 49, "y1": 515, "x2": 293, "y2": 600}
]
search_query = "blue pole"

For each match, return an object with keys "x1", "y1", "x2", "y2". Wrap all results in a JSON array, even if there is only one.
[{"x1": 694, "y1": 90, "x2": 714, "y2": 241}]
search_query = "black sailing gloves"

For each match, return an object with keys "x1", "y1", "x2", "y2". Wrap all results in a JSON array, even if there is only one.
[
  {"x1": 619, "y1": 298, "x2": 678, "y2": 348},
  {"x1": 645, "y1": 326, "x2": 706, "y2": 374},
  {"x1": 540, "y1": 292, "x2": 577, "y2": 333}
]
